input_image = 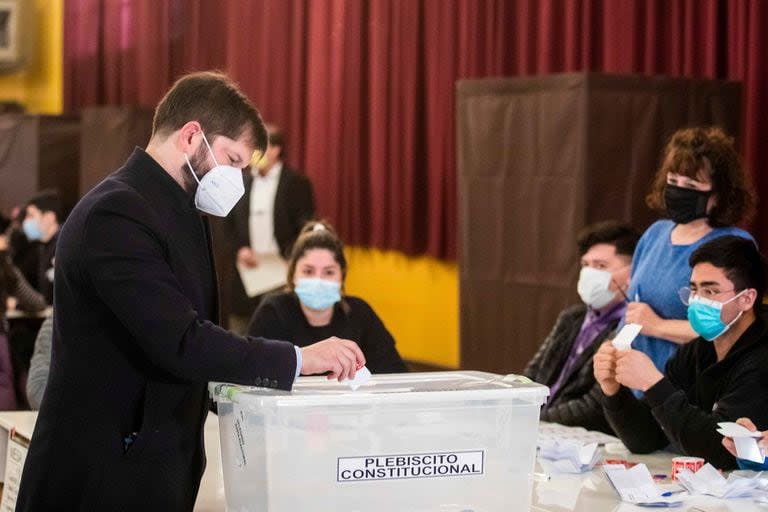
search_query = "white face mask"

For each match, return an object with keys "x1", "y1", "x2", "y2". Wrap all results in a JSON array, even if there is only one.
[
  {"x1": 577, "y1": 266, "x2": 617, "y2": 309},
  {"x1": 184, "y1": 131, "x2": 245, "y2": 217}
]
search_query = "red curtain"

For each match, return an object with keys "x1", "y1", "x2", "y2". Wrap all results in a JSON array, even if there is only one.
[{"x1": 63, "y1": 0, "x2": 768, "y2": 259}]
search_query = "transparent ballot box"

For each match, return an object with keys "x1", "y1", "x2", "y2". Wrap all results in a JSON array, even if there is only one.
[{"x1": 210, "y1": 371, "x2": 549, "y2": 511}]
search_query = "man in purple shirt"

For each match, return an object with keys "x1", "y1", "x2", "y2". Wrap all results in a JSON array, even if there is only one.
[{"x1": 524, "y1": 221, "x2": 639, "y2": 434}]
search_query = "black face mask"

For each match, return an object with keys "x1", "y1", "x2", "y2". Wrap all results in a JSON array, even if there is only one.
[{"x1": 664, "y1": 185, "x2": 711, "y2": 224}]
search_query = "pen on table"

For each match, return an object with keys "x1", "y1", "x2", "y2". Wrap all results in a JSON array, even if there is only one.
[{"x1": 532, "y1": 472, "x2": 550, "y2": 482}]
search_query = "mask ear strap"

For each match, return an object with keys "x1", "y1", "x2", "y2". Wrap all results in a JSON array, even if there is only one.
[
  {"x1": 200, "y1": 131, "x2": 219, "y2": 167},
  {"x1": 184, "y1": 153, "x2": 202, "y2": 184}
]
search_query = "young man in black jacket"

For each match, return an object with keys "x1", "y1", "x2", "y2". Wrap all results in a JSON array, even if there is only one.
[
  {"x1": 594, "y1": 235, "x2": 768, "y2": 469},
  {"x1": 525, "y1": 221, "x2": 639, "y2": 433}
]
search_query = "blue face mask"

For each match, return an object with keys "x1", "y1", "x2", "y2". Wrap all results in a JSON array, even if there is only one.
[
  {"x1": 22, "y1": 218, "x2": 43, "y2": 241},
  {"x1": 294, "y1": 278, "x2": 341, "y2": 311},
  {"x1": 687, "y1": 290, "x2": 746, "y2": 341}
]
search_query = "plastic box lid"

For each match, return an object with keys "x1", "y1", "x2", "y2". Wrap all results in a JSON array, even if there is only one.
[{"x1": 210, "y1": 371, "x2": 549, "y2": 409}]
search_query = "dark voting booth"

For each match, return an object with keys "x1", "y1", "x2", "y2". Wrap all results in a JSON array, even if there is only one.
[
  {"x1": 456, "y1": 73, "x2": 741, "y2": 373},
  {"x1": 0, "y1": 114, "x2": 80, "y2": 216}
]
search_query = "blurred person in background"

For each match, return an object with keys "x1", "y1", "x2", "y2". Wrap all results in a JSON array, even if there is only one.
[{"x1": 249, "y1": 221, "x2": 407, "y2": 374}]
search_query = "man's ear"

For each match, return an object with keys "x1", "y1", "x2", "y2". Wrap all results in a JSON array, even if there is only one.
[
  {"x1": 741, "y1": 288, "x2": 758, "y2": 311},
  {"x1": 176, "y1": 121, "x2": 203, "y2": 152}
]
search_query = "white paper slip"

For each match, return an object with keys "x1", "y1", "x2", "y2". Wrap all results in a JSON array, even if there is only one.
[
  {"x1": 717, "y1": 422, "x2": 763, "y2": 438},
  {"x1": 612, "y1": 323, "x2": 642, "y2": 351},
  {"x1": 344, "y1": 366, "x2": 371, "y2": 391},
  {"x1": 538, "y1": 422, "x2": 621, "y2": 446},
  {"x1": 237, "y1": 254, "x2": 288, "y2": 297},
  {"x1": 603, "y1": 463, "x2": 682, "y2": 505},
  {"x1": 676, "y1": 463, "x2": 762, "y2": 498},
  {"x1": 538, "y1": 440, "x2": 600, "y2": 473},
  {"x1": 717, "y1": 422, "x2": 765, "y2": 464}
]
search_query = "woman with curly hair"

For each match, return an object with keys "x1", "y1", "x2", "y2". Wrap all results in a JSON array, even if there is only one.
[{"x1": 621, "y1": 126, "x2": 755, "y2": 375}]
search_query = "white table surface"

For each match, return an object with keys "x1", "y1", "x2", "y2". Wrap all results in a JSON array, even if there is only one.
[{"x1": 0, "y1": 411, "x2": 765, "y2": 511}]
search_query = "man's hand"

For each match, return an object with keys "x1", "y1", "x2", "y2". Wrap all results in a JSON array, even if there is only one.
[
  {"x1": 300, "y1": 337, "x2": 366, "y2": 382},
  {"x1": 614, "y1": 349, "x2": 664, "y2": 392},
  {"x1": 625, "y1": 301, "x2": 662, "y2": 337},
  {"x1": 237, "y1": 247, "x2": 258, "y2": 268},
  {"x1": 593, "y1": 341, "x2": 620, "y2": 396},
  {"x1": 722, "y1": 418, "x2": 767, "y2": 460}
]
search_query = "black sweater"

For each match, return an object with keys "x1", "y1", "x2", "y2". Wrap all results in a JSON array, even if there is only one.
[
  {"x1": 603, "y1": 314, "x2": 768, "y2": 469},
  {"x1": 248, "y1": 291, "x2": 408, "y2": 374}
]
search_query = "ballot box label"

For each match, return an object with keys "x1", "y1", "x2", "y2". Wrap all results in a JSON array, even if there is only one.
[{"x1": 337, "y1": 450, "x2": 484, "y2": 482}]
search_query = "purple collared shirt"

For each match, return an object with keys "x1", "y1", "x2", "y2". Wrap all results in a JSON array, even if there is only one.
[{"x1": 545, "y1": 301, "x2": 626, "y2": 404}]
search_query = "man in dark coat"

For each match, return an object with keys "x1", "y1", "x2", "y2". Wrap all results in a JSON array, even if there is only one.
[
  {"x1": 524, "y1": 221, "x2": 639, "y2": 434},
  {"x1": 16, "y1": 71, "x2": 364, "y2": 511},
  {"x1": 225, "y1": 125, "x2": 315, "y2": 333}
]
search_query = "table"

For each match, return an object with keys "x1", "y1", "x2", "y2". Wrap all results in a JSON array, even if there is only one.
[{"x1": 0, "y1": 412, "x2": 764, "y2": 511}]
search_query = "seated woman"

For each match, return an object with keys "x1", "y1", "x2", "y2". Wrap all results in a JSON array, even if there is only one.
[{"x1": 247, "y1": 221, "x2": 408, "y2": 374}]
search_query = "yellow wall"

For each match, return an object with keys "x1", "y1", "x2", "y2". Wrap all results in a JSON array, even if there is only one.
[
  {"x1": 0, "y1": 0, "x2": 63, "y2": 114},
  {"x1": 345, "y1": 248, "x2": 460, "y2": 368}
]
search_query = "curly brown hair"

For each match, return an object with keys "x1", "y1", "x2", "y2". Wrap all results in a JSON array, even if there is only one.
[{"x1": 646, "y1": 126, "x2": 755, "y2": 226}]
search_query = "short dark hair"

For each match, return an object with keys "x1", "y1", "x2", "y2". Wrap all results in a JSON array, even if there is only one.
[
  {"x1": 646, "y1": 126, "x2": 755, "y2": 227},
  {"x1": 152, "y1": 71, "x2": 268, "y2": 153},
  {"x1": 286, "y1": 220, "x2": 347, "y2": 291},
  {"x1": 689, "y1": 235, "x2": 765, "y2": 310},
  {"x1": 27, "y1": 189, "x2": 62, "y2": 221},
  {"x1": 267, "y1": 124, "x2": 285, "y2": 159},
  {"x1": 576, "y1": 220, "x2": 640, "y2": 258}
]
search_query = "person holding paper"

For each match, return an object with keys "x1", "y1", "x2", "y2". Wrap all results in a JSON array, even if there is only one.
[
  {"x1": 248, "y1": 221, "x2": 407, "y2": 374},
  {"x1": 622, "y1": 127, "x2": 754, "y2": 377},
  {"x1": 224, "y1": 124, "x2": 315, "y2": 334},
  {"x1": 594, "y1": 236, "x2": 768, "y2": 469},
  {"x1": 722, "y1": 418, "x2": 768, "y2": 470},
  {"x1": 16, "y1": 72, "x2": 365, "y2": 511},
  {"x1": 524, "y1": 221, "x2": 639, "y2": 433}
]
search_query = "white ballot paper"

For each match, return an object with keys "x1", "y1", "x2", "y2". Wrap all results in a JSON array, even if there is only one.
[
  {"x1": 676, "y1": 463, "x2": 762, "y2": 498},
  {"x1": 237, "y1": 254, "x2": 288, "y2": 297},
  {"x1": 612, "y1": 323, "x2": 642, "y2": 351},
  {"x1": 717, "y1": 422, "x2": 765, "y2": 464},
  {"x1": 344, "y1": 366, "x2": 371, "y2": 391},
  {"x1": 538, "y1": 440, "x2": 600, "y2": 474},
  {"x1": 603, "y1": 463, "x2": 683, "y2": 506}
]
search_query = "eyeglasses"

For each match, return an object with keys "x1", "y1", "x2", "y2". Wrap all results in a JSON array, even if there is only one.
[{"x1": 678, "y1": 286, "x2": 737, "y2": 306}]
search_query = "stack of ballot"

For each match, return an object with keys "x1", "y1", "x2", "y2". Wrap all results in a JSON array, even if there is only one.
[
  {"x1": 538, "y1": 440, "x2": 600, "y2": 473},
  {"x1": 717, "y1": 422, "x2": 766, "y2": 464},
  {"x1": 676, "y1": 463, "x2": 763, "y2": 499},
  {"x1": 603, "y1": 463, "x2": 684, "y2": 506}
]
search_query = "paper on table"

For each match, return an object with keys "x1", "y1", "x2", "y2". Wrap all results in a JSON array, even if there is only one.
[
  {"x1": 237, "y1": 254, "x2": 288, "y2": 297},
  {"x1": 538, "y1": 440, "x2": 600, "y2": 473},
  {"x1": 717, "y1": 422, "x2": 765, "y2": 464},
  {"x1": 676, "y1": 463, "x2": 762, "y2": 498},
  {"x1": 344, "y1": 366, "x2": 371, "y2": 391},
  {"x1": 538, "y1": 422, "x2": 621, "y2": 446},
  {"x1": 612, "y1": 323, "x2": 642, "y2": 351},
  {"x1": 603, "y1": 463, "x2": 683, "y2": 505}
]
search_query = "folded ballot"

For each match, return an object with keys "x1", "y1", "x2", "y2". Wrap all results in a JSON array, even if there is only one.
[
  {"x1": 343, "y1": 366, "x2": 371, "y2": 391},
  {"x1": 612, "y1": 323, "x2": 642, "y2": 351},
  {"x1": 603, "y1": 463, "x2": 684, "y2": 506},
  {"x1": 676, "y1": 462, "x2": 762, "y2": 498},
  {"x1": 538, "y1": 440, "x2": 600, "y2": 473},
  {"x1": 717, "y1": 422, "x2": 765, "y2": 464}
]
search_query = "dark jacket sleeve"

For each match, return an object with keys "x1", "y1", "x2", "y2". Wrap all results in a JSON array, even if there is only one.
[
  {"x1": 82, "y1": 199, "x2": 297, "y2": 390},
  {"x1": 523, "y1": 308, "x2": 574, "y2": 381},
  {"x1": 541, "y1": 381, "x2": 612, "y2": 434},
  {"x1": 358, "y1": 301, "x2": 407, "y2": 374},
  {"x1": 11, "y1": 266, "x2": 46, "y2": 312},
  {"x1": 603, "y1": 386, "x2": 669, "y2": 454},
  {"x1": 640, "y1": 353, "x2": 767, "y2": 469}
]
